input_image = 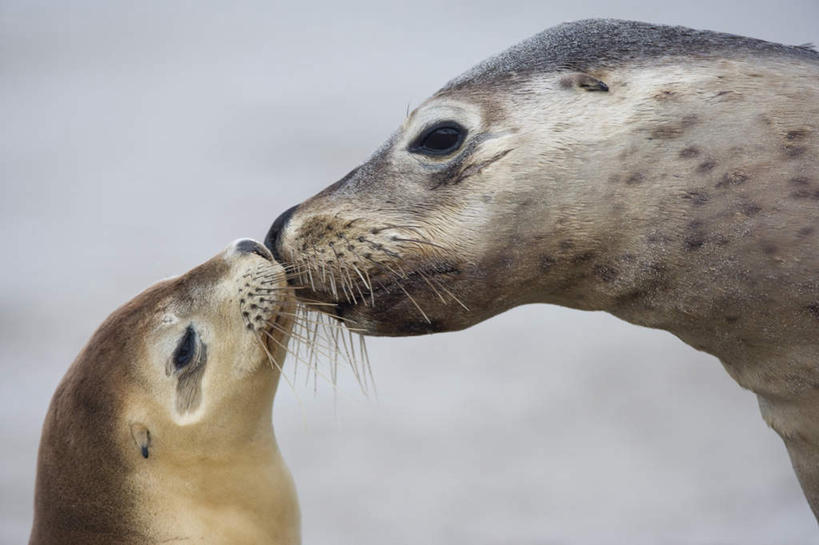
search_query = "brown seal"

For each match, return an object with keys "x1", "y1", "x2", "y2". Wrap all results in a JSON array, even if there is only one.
[
  {"x1": 264, "y1": 20, "x2": 819, "y2": 517},
  {"x1": 29, "y1": 239, "x2": 301, "y2": 544}
]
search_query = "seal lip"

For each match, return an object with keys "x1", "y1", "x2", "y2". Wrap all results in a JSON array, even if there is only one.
[
  {"x1": 407, "y1": 120, "x2": 468, "y2": 157},
  {"x1": 296, "y1": 259, "x2": 460, "y2": 314}
]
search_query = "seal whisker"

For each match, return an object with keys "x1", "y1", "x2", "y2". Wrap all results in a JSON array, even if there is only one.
[
  {"x1": 260, "y1": 328, "x2": 340, "y2": 390},
  {"x1": 416, "y1": 269, "x2": 448, "y2": 304}
]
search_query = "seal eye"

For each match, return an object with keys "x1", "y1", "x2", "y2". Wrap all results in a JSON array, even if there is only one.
[
  {"x1": 173, "y1": 326, "x2": 197, "y2": 370},
  {"x1": 410, "y1": 122, "x2": 466, "y2": 156}
]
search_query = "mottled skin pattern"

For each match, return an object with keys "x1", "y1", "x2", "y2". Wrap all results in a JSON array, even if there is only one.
[
  {"x1": 30, "y1": 241, "x2": 301, "y2": 544},
  {"x1": 265, "y1": 20, "x2": 819, "y2": 517}
]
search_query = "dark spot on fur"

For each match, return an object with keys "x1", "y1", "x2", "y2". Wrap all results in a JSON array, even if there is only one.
[
  {"x1": 725, "y1": 315, "x2": 740, "y2": 323},
  {"x1": 685, "y1": 235, "x2": 705, "y2": 250},
  {"x1": 684, "y1": 220, "x2": 706, "y2": 251},
  {"x1": 593, "y1": 264, "x2": 618, "y2": 282},
  {"x1": 571, "y1": 251, "x2": 596, "y2": 264},
  {"x1": 785, "y1": 145, "x2": 806, "y2": 158},
  {"x1": 790, "y1": 177, "x2": 810, "y2": 186},
  {"x1": 761, "y1": 243, "x2": 777, "y2": 255},
  {"x1": 697, "y1": 160, "x2": 716, "y2": 173},
  {"x1": 559, "y1": 240, "x2": 575, "y2": 250},
  {"x1": 741, "y1": 202, "x2": 762, "y2": 216},
  {"x1": 786, "y1": 129, "x2": 809, "y2": 141},
  {"x1": 616, "y1": 289, "x2": 647, "y2": 305},
  {"x1": 653, "y1": 89, "x2": 677, "y2": 101},
  {"x1": 798, "y1": 226, "x2": 815, "y2": 237},
  {"x1": 807, "y1": 304, "x2": 819, "y2": 321},
  {"x1": 716, "y1": 171, "x2": 748, "y2": 188},
  {"x1": 539, "y1": 255, "x2": 555, "y2": 272},
  {"x1": 683, "y1": 191, "x2": 709, "y2": 206},
  {"x1": 791, "y1": 189, "x2": 819, "y2": 200},
  {"x1": 608, "y1": 174, "x2": 621, "y2": 184},
  {"x1": 625, "y1": 173, "x2": 644, "y2": 185},
  {"x1": 679, "y1": 147, "x2": 700, "y2": 158},
  {"x1": 650, "y1": 125, "x2": 684, "y2": 139}
]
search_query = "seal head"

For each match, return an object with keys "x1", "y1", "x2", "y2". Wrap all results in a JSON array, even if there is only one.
[
  {"x1": 30, "y1": 239, "x2": 301, "y2": 545},
  {"x1": 264, "y1": 19, "x2": 819, "y2": 517},
  {"x1": 266, "y1": 19, "x2": 819, "y2": 339}
]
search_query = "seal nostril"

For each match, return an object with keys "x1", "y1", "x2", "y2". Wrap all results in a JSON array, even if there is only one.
[{"x1": 265, "y1": 205, "x2": 298, "y2": 263}]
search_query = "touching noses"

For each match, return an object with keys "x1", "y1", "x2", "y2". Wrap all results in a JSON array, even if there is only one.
[
  {"x1": 264, "y1": 205, "x2": 298, "y2": 263},
  {"x1": 231, "y1": 238, "x2": 273, "y2": 261}
]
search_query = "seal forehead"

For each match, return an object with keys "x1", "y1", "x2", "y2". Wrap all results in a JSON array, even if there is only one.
[{"x1": 442, "y1": 18, "x2": 819, "y2": 92}]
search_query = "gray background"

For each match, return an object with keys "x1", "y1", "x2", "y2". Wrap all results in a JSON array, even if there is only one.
[{"x1": 2, "y1": 1, "x2": 818, "y2": 543}]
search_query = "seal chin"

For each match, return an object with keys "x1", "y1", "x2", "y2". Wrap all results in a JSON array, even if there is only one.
[{"x1": 333, "y1": 301, "x2": 451, "y2": 336}]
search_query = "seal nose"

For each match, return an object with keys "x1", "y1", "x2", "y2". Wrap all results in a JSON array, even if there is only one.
[
  {"x1": 264, "y1": 205, "x2": 298, "y2": 263},
  {"x1": 233, "y1": 239, "x2": 273, "y2": 261}
]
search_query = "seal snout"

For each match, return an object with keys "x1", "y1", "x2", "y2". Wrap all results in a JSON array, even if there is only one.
[
  {"x1": 264, "y1": 205, "x2": 298, "y2": 263},
  {"x1": 232, "y1": 238, "x2": 273, "y2": 262}
]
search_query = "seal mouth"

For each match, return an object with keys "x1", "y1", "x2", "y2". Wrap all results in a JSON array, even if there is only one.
[{"x1": 291, "y1": 260, "x2": 465, "y2": 324}]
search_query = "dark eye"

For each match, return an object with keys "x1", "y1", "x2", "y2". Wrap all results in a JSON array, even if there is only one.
[
  {"x1": 409, "y1": 122, "x2": 466, "y2": 156},
  {"x1": 173, "y1": 326, "x2": 197, "y2": 370}
]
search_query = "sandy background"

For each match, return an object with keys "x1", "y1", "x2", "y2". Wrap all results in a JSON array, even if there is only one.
[{"x1": 2, "y1": 1, "x2": 818, "y2": 543}]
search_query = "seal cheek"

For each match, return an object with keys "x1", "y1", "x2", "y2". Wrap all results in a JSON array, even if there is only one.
[{"x1": 175, "y1": 346, "x2": 207, "y2": 415}]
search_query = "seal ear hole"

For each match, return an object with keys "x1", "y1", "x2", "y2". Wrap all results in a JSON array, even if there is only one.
[
  {"x1": 559, "y1": 73, "x2": 609, "y2": 92},
  {"x1": 409, "y1": 121, "x2": 467, "y2": 157},
  {"x1": 130, "y1": 423, "x2": 151, "y2": 459}
]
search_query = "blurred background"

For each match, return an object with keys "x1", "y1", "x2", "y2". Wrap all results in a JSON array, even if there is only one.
[{"x1": 2, "y1": 1, "x2": 818, "y2": 543}]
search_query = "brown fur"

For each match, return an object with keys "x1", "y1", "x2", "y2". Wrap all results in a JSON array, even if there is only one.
[{"x1": 30, "y1": 245, "x2": 299, "y2": 544}]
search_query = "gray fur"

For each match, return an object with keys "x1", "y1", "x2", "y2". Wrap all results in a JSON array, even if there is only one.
[
  {"x1": 442, "y1": 19, "x2": 819, "y2": 91},
  {"x1": 270, "y1": 19, "x2": 819, "y2": 522}
]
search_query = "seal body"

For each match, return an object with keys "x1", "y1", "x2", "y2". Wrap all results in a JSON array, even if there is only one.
[
  {"x1": 30, "y1": 239, "x2": 300, "y2": 544},
  {"x1": 265, "y1": 21, "x2": 819, "y2": 516}
]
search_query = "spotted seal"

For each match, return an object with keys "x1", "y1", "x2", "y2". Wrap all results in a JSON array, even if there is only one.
[
  {"x1": 264, "y1": 20, "x2": 819, "y2": 516},
  {"x1": 29, "y1": 239, "x2": 301, "y2": 544}
]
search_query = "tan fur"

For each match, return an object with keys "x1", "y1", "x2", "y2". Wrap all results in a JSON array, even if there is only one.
[
  {"x1": 30, "y1": 242, "x2": 300, "y2": 544},
  {"x1": 271, "y1": 54, "x2": 819, "y2": 516}
]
